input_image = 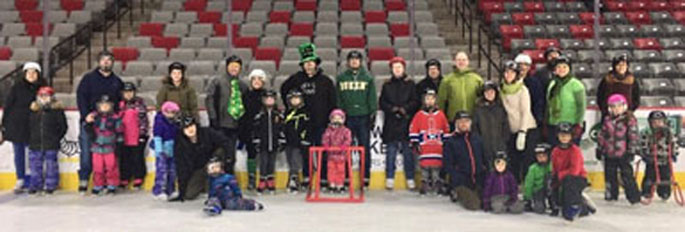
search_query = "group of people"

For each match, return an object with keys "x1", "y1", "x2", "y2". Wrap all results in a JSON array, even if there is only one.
[{"x1": 0, "y1": 43, "x2": 679, "y2": 219}]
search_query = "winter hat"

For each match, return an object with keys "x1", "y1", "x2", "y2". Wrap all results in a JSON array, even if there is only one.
[
  {"x1": 248, "y1": 69, "x2": 270, "y2": 88},
  {"x1": 23, "y1": 62, "x2": 41, "y2": 73},
  {"x1": 607, "y1": 94, "x2": 627, "y2": 106},
  {"x1": 347, "y1": 50, "x2": 364, "y2": 60},
  {"x1": 329, "y1": 109, "x2": 346, "y2": 121},
  {"x1": 161, "y1": 101, "x2": 180, "y2": 113},
  {"x1": 298, "y1": 42, "x2": 321, "y2": 64},
  {"x1": 168, "y1": 62, "x2": 186, "y2": 75},
  {"x1": 425, "y1": 59, "x2": 442, "y2": 70},
  {"x1": 37, "y1": 86, "x2": 54, "y2": 96},
  {"x1": 544, "y1": 47, "x2": 561, "y2": 59},
  {"x1": 389, "y1": 56, "x2": 406, "y2": 68},
  {"x1": 514, "y1": 53, "x2": 532, "y2": 65},
  {"x1": 454, "y1": 111, "x2": 471, "y2": 120}
]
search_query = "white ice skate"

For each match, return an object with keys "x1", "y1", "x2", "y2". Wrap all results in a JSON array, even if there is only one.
[
  {"x1": 154, "y1": 193, "x2": 168, "y2": 201},
  {"x1": 407, "y1": 180, "x2": 416, "y2": 190},
  {"x1": 13, "y1": 180, "x2": 26, "y2": 194},
  {"x1": 386, "y1": 179, "x2": 394, "y2": 190}
]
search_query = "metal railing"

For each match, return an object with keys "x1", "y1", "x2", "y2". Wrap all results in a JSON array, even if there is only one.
[{"x1": 451, "y1": 0, "x2": 502, "y2": 80}]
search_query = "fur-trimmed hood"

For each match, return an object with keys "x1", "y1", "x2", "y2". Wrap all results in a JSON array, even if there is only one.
[{"x1": 30, "y1": 100, "x2": 64, "y2": 112}]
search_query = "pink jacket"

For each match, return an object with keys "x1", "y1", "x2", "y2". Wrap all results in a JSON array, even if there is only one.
[
  {"x1": 118, "y1": 97, "x2": 149, "y2": 146},
  {"x1": 322, "y1": 124, "x2": 352, "y2": 162}
]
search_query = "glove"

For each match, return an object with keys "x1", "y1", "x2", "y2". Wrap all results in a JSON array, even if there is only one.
[
  {"x1": 300, "y1": 139, "x2": 311, "y2": 147},
  {"x1": 153, "y1": 136, "x2": 163, "y2": 157},
  {"x1": 138, "y1": 135, "x2": 149, "y2": 144},
  {"x1": 163, "y1": 141, "x2": 174, "y2": 158},
  {"x1": 397, "y1": 107, "x2": 407, "y2": 116},
  {"x1": 516, "y1": 131, "x2": 526, "y2": 151},
  {"x1": 595, "y1": 148, "x2": 603, "y2": 161}
]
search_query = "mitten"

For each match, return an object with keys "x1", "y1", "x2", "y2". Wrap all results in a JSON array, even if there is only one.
[{"x1": 516, "y1": 131, "x2": 526, "y2": 151}]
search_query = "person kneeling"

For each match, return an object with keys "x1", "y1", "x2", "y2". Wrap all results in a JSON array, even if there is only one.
[
  {"x1": 482, "y1": 152, "x2": 525, "y2": 214},
  {"x1": 443, "y1": 111, "x2": 486, "y2": 211},
  {"x1": 204, "y1": 157, "x2": 264, "y2": 216}
]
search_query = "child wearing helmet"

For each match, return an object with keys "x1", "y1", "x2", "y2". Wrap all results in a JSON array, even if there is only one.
[
  {"x1": 523, "y1": 143, "x2": 554, "y2": 214},
  {"x1": 639, "y1": 110, "x2": 680, "y2": 200},
  {"x1": 550, "y1": 122, "x2": 591, "y2": 221},
  {"x1": 27, "y1": 86, "x2": 67, "y2": 195},
  {"x1": 118, "y1": 82, "x2": 149, "y2": 190},
  {"x1": 482, "y1": 152, "x2": 525, "y2": 214},
  {"x1": 251, "y1": 90, "x2": 286, "y2": 194},
  {"x1": 322, "y1": 109, "x2": 352, "y2": 193},
  {"x1": 151, "y1": 101, "x2": 181, "y2": 200},
  {"x1": 85, "y1": 95, "x2": 124, "y2": 195},
  {"x1": 203, "y1": 157, "x2": 264, "y2": 216},
  {"x1": 597, "y1": 94, "x2": 641, "y2": 204},
  {"x1": 283, "y1": 90, "x2": 311, "y2": 193}
]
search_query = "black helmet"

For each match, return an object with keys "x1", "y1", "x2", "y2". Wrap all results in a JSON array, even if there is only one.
[
  {"x1": 557, "y1": 122, "x2": 574, "y2": 134},
  {"x1": 483, "y1": 80, "x2": 499, "y2": 92},
  {"x1": 648, "y1": 110, "x2": 667, "y2": 121},
  {"x1": 286, "y1": 89, "x2": 303, "y2": 100},
  {"x1": 534, "y1": 143, "x2": 552, "y2": 154},
  {"x1": 206, "y1": 156, "x2": 223, "y2": 174},
  {"x1": 168, "y1": 62, "x2": 186, "y2": 74},
  {"x1": 504, "y1": 60, "x2": 520, "y2": 74},
  {"x1": 552, "y1": 56, "x2": 572, "y2": 70},
  {"x1": 347, "y1": 50, "x2": 363, "y2": 60},
  {"x1": 225, "y1": 55, "x2": 243, "y2": 66},
  {"x1": 425, "y1": 59, "x2": 442, "y2": 70},
  {"x1": 494, "y1": 151, "x2": 509, "y2": 164},
  {"x1": 262, "y1": 89, "x2": 277, "y2": 98},
  {"x1": 97, "y1": 95, "x2": 112, "y2": 105},
  {"x1": 544, "y1": 46, "x2": 561, "y2": 59},
  {"x1": 180, "y1": 116, "x2": 196, "y2": 128},
  {"x1": 454, "y1": 111, "x2": 471, "y2": 120},
  {"x1": 122, "y1": 82, "x2": 137, "y2": 91}
]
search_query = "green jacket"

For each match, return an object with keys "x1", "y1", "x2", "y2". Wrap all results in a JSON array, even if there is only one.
[
  {"x1": 437, "y1": 68, "x2": 483, "y2": 120},
  {"x1": 156, "y1": 79, "x2": 198, "y2": 118},
  {"x1": 523, "y1": 163, "x2": 552, "y2": 200},
  {"x1": 546, "y1": 75, "x2": 586, "y2": 125},
  {"x1": 336, "y1": 67, "x2": 377, "y2": 116}
]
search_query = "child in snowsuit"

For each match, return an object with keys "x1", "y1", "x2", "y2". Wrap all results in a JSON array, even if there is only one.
[
  {"x1": 27, "y1": 86, "x2": 67, "y2": 195},
  {"x1": 409, "y1": 89, "x2": 450, "y2": 195},
  {"x1": 203, "y1": 157, "x2": 264, "y2": 216},
  {"x1": 283, "y1": 90, "x2": 311, "y2": 193},
  {"x1": 252, "y1": 90, "x2": 285, "y2": 194},
  {"x1": 443, "y1": 111, "x2": 486, "y2": 211},
  {"x1": 551, "y1": 122, "x2": 593, "y2": 221},
  {"x1": 151, "y1": 101, "x2": 180, "y2": 200},
  {"x1": 322, "y1": 109, "x2": 353, "y2": 193},
  {"x1": 640, "y1": 110, "x2": 680, "y2": 200},
  {"x1": 118, "y1": 82, "x2": 149, "y2": 190},
  {"x1": 597, "y1": 94, "x2": 641, "y2": 204},
  {"x1": 482, "y1": 152, "x2": 525, "y2": 214},
  {"x1": 471, "y1": 81, "x2": 510, "y2": 170},
  {"x1": 524, "y1": 143, "x2": 554, "y2": 214},
  {"x1": 85, "y1": 95, "x2": 124, "y2": 195}
]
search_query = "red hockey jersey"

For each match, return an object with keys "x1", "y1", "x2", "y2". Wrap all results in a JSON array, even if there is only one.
[{"x1": 409, "y1": 109, "x2": 451, "y2": 167}]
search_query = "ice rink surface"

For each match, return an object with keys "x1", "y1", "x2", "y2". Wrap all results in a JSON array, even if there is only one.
[{"x1": 0, "y1": 190, "x2": 683, "y2": 232}]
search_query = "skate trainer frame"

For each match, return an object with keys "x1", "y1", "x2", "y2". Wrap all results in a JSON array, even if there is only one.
[{"x1": 306, "y1": 146, "x2": 365, "y2": 203}]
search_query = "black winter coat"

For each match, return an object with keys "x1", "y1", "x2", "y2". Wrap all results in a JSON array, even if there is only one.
[
  {"x1": 415, "y1": 75, "x2": 442, "y2": 98},
  {"x1": 443, "y1": 132, "x2": 486, "y2": 189},
  {"x1": 174, "y1": 127, "x2": 233, "y2": 198},
  {"x1": 379, "y1": 76, "x2": 420, "y2": 143},
  {"x1": 2, "y1": 78, "x2": 46, "y2": 143},
  {"x1": 28, "y1": 100, "x2": 68, "y2": 151},
  {"x1": 471, "y1": 98, "x2": 510, "y2": 164},
  {"x1": 280, "y1": 69, "x2": 337, "y2": 129},
  {"x1": 238, "y1": 88, "x2": 265, "y2": 142},
  {"x1": 284, "y1": 106, "x2": 311, "y2": 147},
  {"x1": 252, "y1": 108, "x2": 286, "y2": 153}
]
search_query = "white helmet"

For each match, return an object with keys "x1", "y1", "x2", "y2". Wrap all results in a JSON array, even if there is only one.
[
  {"x1": 514, "y1": 54, "x2": 532, "y2": 65},
  {"x1": 22, "y1": 62, "x2": 41, "y2": 73}
]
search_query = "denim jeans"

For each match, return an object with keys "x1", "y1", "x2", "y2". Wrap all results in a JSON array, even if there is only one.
[
  {"x1": 12, "y1": 142, "x2": 29, "y2": 186},
  {"x1": 78, "y1": 122, "x2": 92, "y2": 182},
  {"x1": 385, "y1": 141, "x2": 415, "y2": 180},
  {"x1": 346, "y1": 115, "x2": 371, "y2": 180}
]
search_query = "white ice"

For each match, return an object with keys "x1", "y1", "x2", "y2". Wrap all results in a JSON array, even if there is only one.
[{"x1": 0, "y1": 190, "x2": 683, "y2": 232}]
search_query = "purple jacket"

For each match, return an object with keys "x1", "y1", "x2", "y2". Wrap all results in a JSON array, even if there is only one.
[
  {"x1": 153, "y1": 112, "x2": 178, "y2": 141},
  {"x1": 482, "y1": 171, "x2": 519, "y2": 207}
]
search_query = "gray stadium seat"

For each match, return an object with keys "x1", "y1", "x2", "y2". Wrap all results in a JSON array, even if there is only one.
[
  {"x1": 264, "y1": 23, "x2": 288, "y2": 36},
  {"x1": 598, "y1": 25, "x2": 619, "y2": 38},
  {"x1": 616, "y1": 25, "x2": 640, "y2": 38},
  {"x1": 577, "y1": 50, "x2": 604, "y2": 63},
  {"x1": 161, "y1": 1, "x2": 182, "y2": 11},
  {"x1": 164, "y1": 23, "x2": 189, "y2": 37},
  {"x1": 371, "y1": 60, "x2": 390, "y2": 76},
  {"x1": 573, "y1": 63, "x2": 593, "y2": 79},
  {"x1": 246, "y1": 11, "x2": 268, "y2": 23},
  {"x1": 366, "y1": 23, "x2": 390, "y2": 36},
  {"x1": 581, "y1": 78, "x2": 600, "y2": 95},
  {"x1": 278, "y1": 60, "x2": 300, "y2": 76},
  {"x1": 139, "y1": 77, "x2": 164, "y2": 93},
  {"x1": 34, "y1": 37, "x2": 59, "y2": 49},
  {"x1": 341, "y1": 12, "x2": 363, "y2": 23},
  {"x1": 523, "y1": 25, "x2": 546, "y2": 38},
  {"x1": 175, "y1": 12, "x2": 197, "y2": 23},
  {"x1": 122, "y1": 61, "x2": 154, "y2": 77},
  {"x1": 139, "y1": 48, "x2": 168, "y2": 61},
  {"x1": 510, "y1": 39, "x2": 535, "y2": 54},
  {"x1": 0, "y1": 23, "x2": 25, "y2": 37},
  {"x1": 534, "y1": 13, "x2": 557, "y2": 24},
  {"x1": 425, "y1": 49, "x2": 451, "y2": 60},
  {"x1": 546, "y1": 25, "x2": 571, "y2": 38},
  {"x1": 674, "y1": 96, "x2": 685, "y2": 107},
  {"x1": 281, "y1": 48, "x2": 299, "y2": 61},
  {"x1": 584, "y1": 39, "x2": 610, "y2": 50},
  {"x1": 649, "y1": 62, "x2": 680, "y2": 79},
  {"x1": 640, "y1": 96, "x2": 674, "y2": 107},
  {"x1": 633, "y1": 50, "x2": 663, "y2": 63},
  {"x1": 293, "y1": 11, "x2": 315, "y2": 23},
  {"x1": 661, "y1": 38, "x2": 685, "y2": 50},
  {"x1": 387, "y1": 12, "x2": 408, "y2": 23},
  {"x1": 189, "y1": 23, "x2": 213, "y2": 37},
  {"x1": 363, "y1": 1, "x2": 384, "y2": 11},
  {"x1": 313, "y1": 36, "x2": 337, "y2": 49},
  {"x1": 321, "y1": 61, "x2": 337, "y2": 77},
  {"x1": 415, "y1": 11, "x2": 434, "y2": 23},
  {"x1": 315, "y1": 23, "x2": 339, "y2": 36},
  {"x1": 197, "y1": 48, "x2": 224, "y2": 60},
  {"x1": 318, "y1": 1, "x2": 338, "y2": 11},
  {"x1": 665, "y1": 24, "x2": 685, "y2": 37},
  {"x1": 154, "y1": 61, "x2": 174, "y2": 75},
  {"x1": 398, "y1": 48, "x2": 425, "y2": 60},
  {"x1": 317, "y1": 48, "x2": 338, "y2": 62},
  {"x1": 54, "y1": 93, "x2": 77, "y2": 108},
  {"x1": 128, "y1": 36, "x2": 152, "y2": 48},
  {"x1": 416, "y1": 23, "x2": 439, "y2": 37},
  {"x1": 260, "y1": 36, "x2": 285, "y2": 49},
  {"x1": 0, "y1": 61, "x2": 17, "y2": 76},
  {"x1": 557, "y1": 13, "x2": 581, "y2": 24},
  {"x1": 273, "y1": 1, "x2": 294, "y2": 11},
  {"x1": 673, "y1": 79, "x2": 685, "y2": 95},
  {"x1": 187, "y1": 61, "x2": 216, "y2": 76},
  {"x1": 10, "y1": 48, "x2": 38, "y2": 62},
  {"x1": 46, "y1": 11, "x2": 68, "y2": 23},
  {"x1": 543, "y1": 2, "x2": 564, "y2": 12},
  {"x1": 504, "y1": 2, "x2": 523, "y2": 12},
  {"x1": 368, "y1": 36, "x2": 392, "y2": 48},
  {"x1": 393, "y1": 37, "x2": 419, "y2": 50},
  {"x1": 651, "y1": 12, "x2": 674, "y2": 24},
  {"x1": 604, "y1": 50, "x2": 632, "y2": 61},
  {"x1": 180, "y1": 37, "x2": 206, "y2": 49},
  {"x1": 286, "y1": 36, "x2": 311, "y2": 48},
  {"x1": 340, "y1": 23, "x2": 364, "y2": 36},
  {"x1": 52, "y1": 23, "x2": 76, "y2": 38},
  {"x1": 67, "y1": 11, "x2": 92, "y2": 24},
  {"x1": 663, "y1": 50, "x2": 685, "y2": 63},
  {"x1": 7, "y1": 36, "x2": 32, "y2": 48},
  {"x1": 251, "y1": 1, "x2": 271, "y2": 11},
  {"x1": 609, "y1": 38, "x2": 633, "y2": 50},
  {"x1": 240, "y1": 23, "x2": 263, "y2": 36},
  {"x1": 420, "y1": 37, "x2": 446, "y2": 49},
  {"x1": 249, "y1": 61, "x2": 277, "y2": 76},
  {"x1": 560, "y1": 39, "x2": 586, "y2": 50},
  {"x1": 642, "y1": 79, "x2": 675, "y2": 96},
  {"x1": 630, "y1": 62, "x2": 651, "y2": 79},
  {"x1": 222, "y1": 12, "x2": 244, "y2": 24},
  {"x1": 640, "y1": 25, "x2": 664, "y2": 38},
  {"x1": 604, "y1": 12, "x2": 628, "y2": 24},
  {"x1": 316, "y1": 11, "x2": 339, "y2": 23},
  {"x1": 490, "y1": 13, "x2": 512, "y2": 26},
  {"x1": 168, "y1": 49, "x2": 196, "y2": 62}
]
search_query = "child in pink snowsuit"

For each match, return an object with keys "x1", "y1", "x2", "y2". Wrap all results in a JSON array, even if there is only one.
[
  {"x1": 85, "y1": 95, "x2": 124, "y2": 195},
  {"x1": 322, "y1": 109, "x2": 352, "y2": 192}
]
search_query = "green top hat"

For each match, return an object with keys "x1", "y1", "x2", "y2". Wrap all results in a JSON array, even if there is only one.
[{"x1": 298, "y1": 42, "x2": 320, "y2": 64}]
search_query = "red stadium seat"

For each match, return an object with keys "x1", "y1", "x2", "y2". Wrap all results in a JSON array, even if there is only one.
[
  {"x1": 111, "y1": 47, "x2": 139, "y2": 63},
  {"x1": 480, "y1": 1, "x2": 504, "y2": 14},
  {"x1": 183, "y1": 0, "x2": 207, "y2": 12},
  {"x1": 385, "y1": 0, "x2": 406, "y2": 11},
  {"x1": 512, "y1": 12, "x2": 535, "y2": 25},
  {"x1": 634, "y1": 38, "x2": 661, "y2": 50},
  {"x1": 15, "y1": 0, "x2": 38, "y2": 11},
  {"x1": 290, "y1": 23, "x2": 313, "y2": 36},
  {"x1": 365, "y1": 11, "x2": 387, "y2": 23},
  {"x1": 20, "y1": 10, "x2": 43, "y2": 23},
  {"x1": 0, "y1": 47, "x2": 12, "y2": 60},
  {"x1": 198, "y1": 11, "x2": 221, "y2": 23},
  {"x1": 579, "y1": 12, "x2": 601, "y2": 24},
  {"x1": 151, "y1": 36, "x2": 180, "y2": 51},
  {"x1": 522, "y1": 50, "x2": 545, "y2": 64},
  {"x1": 627, "y1": 1, "x2": 648, "y2": 12},
  {"x1": 213, "y1": 23, "x2": 239, "y2": 37},
  {"x1": 390, "y1": 23, "x2": 410, "y2": 37},
  {"x1": 368, "y1": 47, "x2": 395, "y2": 61},
  {"x1": 139, "y1": 23, "x2": 164, "y2": 37},
  {"x1": 25, "y1": 23, "x2": 53, "y2": 37},
  {"x1": 523, "y1": 2, "x2": 544, "y2": 12},
  {"x1": 340, "y1": 36, "x2": 366, "y2": 48},
  {"x1": 604, "y1": 1, "x2": 627, "y2": 12},
  {"x1": 341, "y1": 0, "x2": 361, "y2": 11},
  {"x1": 671, "y1": 1, "x2": 685, "y2": 11},
  {"x1": 625, "y1": 11, "x2": 651, "y2": 25},
  {"x1": 535, "y1": 39, "x2": 560, "y2": 51},
  {"x1": 569, "y1": 24, "x2": 594, "y2": 39},
  {"x1": 254, "y1": 47, "x2": 282, "y2": 66},
  {"x1": 500, "y1": 25, "x2": 523, "y2": 52},
  {"x1": 60, "y1": 0, "x2": 84, "y2": 12},
  {"x1": 647, "y1": 1, "x2": 669, "y2": 11},
  {"x1": 233, "y1": 36, "x2": 259, "y2": 51},
  {"x1": 295, "y1": 0, "x2": 316, "y2": 11},
  {"x1": 269, "y1": 11, "x2": 291, "y2": 24},
  {"x1": 673, "y1": 11, "x2": 685, "y2": 24},
  {"x1": 232, "y1": 0, "x2": 252, "y2": 12}
]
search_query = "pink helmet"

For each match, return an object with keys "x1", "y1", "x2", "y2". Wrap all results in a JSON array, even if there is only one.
[
  {"x1": 329, "y1": 109, "x2": 346, "y2": 121},
  {"x1": 161, "y1": 101, "x2": 180, "y2": 113},
  {"x1": 607, "y1": 94, "x2": 627, "y2": 106}
]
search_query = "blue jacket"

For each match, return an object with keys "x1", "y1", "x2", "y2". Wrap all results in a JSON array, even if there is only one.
[
  {"x1": 524, "y1": 74, "x2": 546, "y2": 126},
  {"x1": 76, "y1": 69, "x2": 123, "y2": 120},
  {"x1": 209, "y1": 173, "x2": 242, "y2": 200},
  {"x1": 443, "y1": 132, "x2": 486, "y2": 189}
]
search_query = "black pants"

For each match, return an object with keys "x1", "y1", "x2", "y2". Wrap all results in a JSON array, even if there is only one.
[
  {"x1": 258, "y1": 150, "x2": 277, "y2": 179},
  {"x1": 182, "y1": 169, "x2": 208, "y2": 200},
  {"x1": 220, "y1": 128, "x2": 239, "y2": 173},
  {"x1": 119, "y1": 143, "x2": 147, "y2": 183},
  {"x1": 642, "y1": 163, "x2": 672, "y2": 199},
  {"x1": 604, "y1": 158, "x2": 641, "y2": 203},
  {"x1": 558, "y1": 176, "x2": 587, "y2": 210},
  {"x1": 507, "y1": 129, "x2": 539, "y2": 182}
]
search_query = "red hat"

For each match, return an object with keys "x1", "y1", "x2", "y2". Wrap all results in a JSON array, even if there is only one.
[
  {"x1": 37, "y1": 86, "x2": 54, "y2": 96},
  {"x1": 389, "y1": 56, "x2": 406, "y2": 68}
]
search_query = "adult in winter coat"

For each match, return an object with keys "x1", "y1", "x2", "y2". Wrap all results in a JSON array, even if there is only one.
[
  {"x1": 156, "y1": 62, "x2": 198, "y2": 119},
  {"x1": 2, "y1": 62, "x2": 47, "y2": 193},
  {"x1": 239, "y1": 69, "x2": 269, "y2": 190},
  {"x1": 532, "y1": 47, "x2": 561, "y2": 91},
  {"x1": 416, "y1": 59, "x2": 443, "y2": 97},
  {"x1": 596, "y1": 54, "x2": 640, "y2": 119},
  {"x1": 206, "y1": 55, "x2": 248, "y2": 173},
  {"x1": 516, "y1": 53, "x2": 546, "y2": 128},
  {"x1": 379, "y1": 57, "x2": 420, "y2": 190},
  {"x1": 173, "y1": 117, "x2": 234, "y2": 201},
  {"x1": 75, "y1": 51, "x2": 123, "y2": 193},
  {"x1": 546, "y1": 56, "x2": 586, "y2": 146},
  {"x1": 443, "y1": 111, "x2": 486, "y2": 211},
  {"x1": 500, "y1": 61, "x2": 538, "y2": 182},
  {"x1": 438, "y1": 52, "x2": 484, "y2": 120},
  {"x1": 471, "y1": 81, "x2": 510, "y2": 170},
  {"x1": 336, "y1": 50, "x2": 377, "y2": 187},
  {"x1": 27, "y1": 87, "x2": 67, "y2": 194}
]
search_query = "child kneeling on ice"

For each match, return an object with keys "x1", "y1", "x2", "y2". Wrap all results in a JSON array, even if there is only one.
[
  {"x1": 322, "y1": 109, "x2": 352, "y2": 193},
  {"x1": 204, "y1": 157, "x2": 264, "y2": 216},
  {"x1": 482, "y1": 151, "x2": 525, "y2": 214},
  {"x1": 523, "y1": 143, "x2": 554, "y2": 214}
]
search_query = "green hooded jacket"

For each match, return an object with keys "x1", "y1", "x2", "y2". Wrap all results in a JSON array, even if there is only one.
[
  {"x1": 437, "y1": 68, "x2": 483, "y2": 120},
  {"x1": 523, "y1": 162, "x2": 552, "y2": 200},
  {"x1": 336, "y1": 66, "x2": 377, "y2": 116},
  {"x1": 546, "y1": 75, "x2": 586, "y2": 125}
]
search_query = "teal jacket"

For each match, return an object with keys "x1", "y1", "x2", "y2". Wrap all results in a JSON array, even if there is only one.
[
  {"x1": 523, "y1": 162, "x2": 552, "y2": 200},
  {"x1": 546, "y1": 75, "x2": 586, "y2": 125},
  {"x1": 336, "y1": 67, "x2": 378, "y2": 116}
]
